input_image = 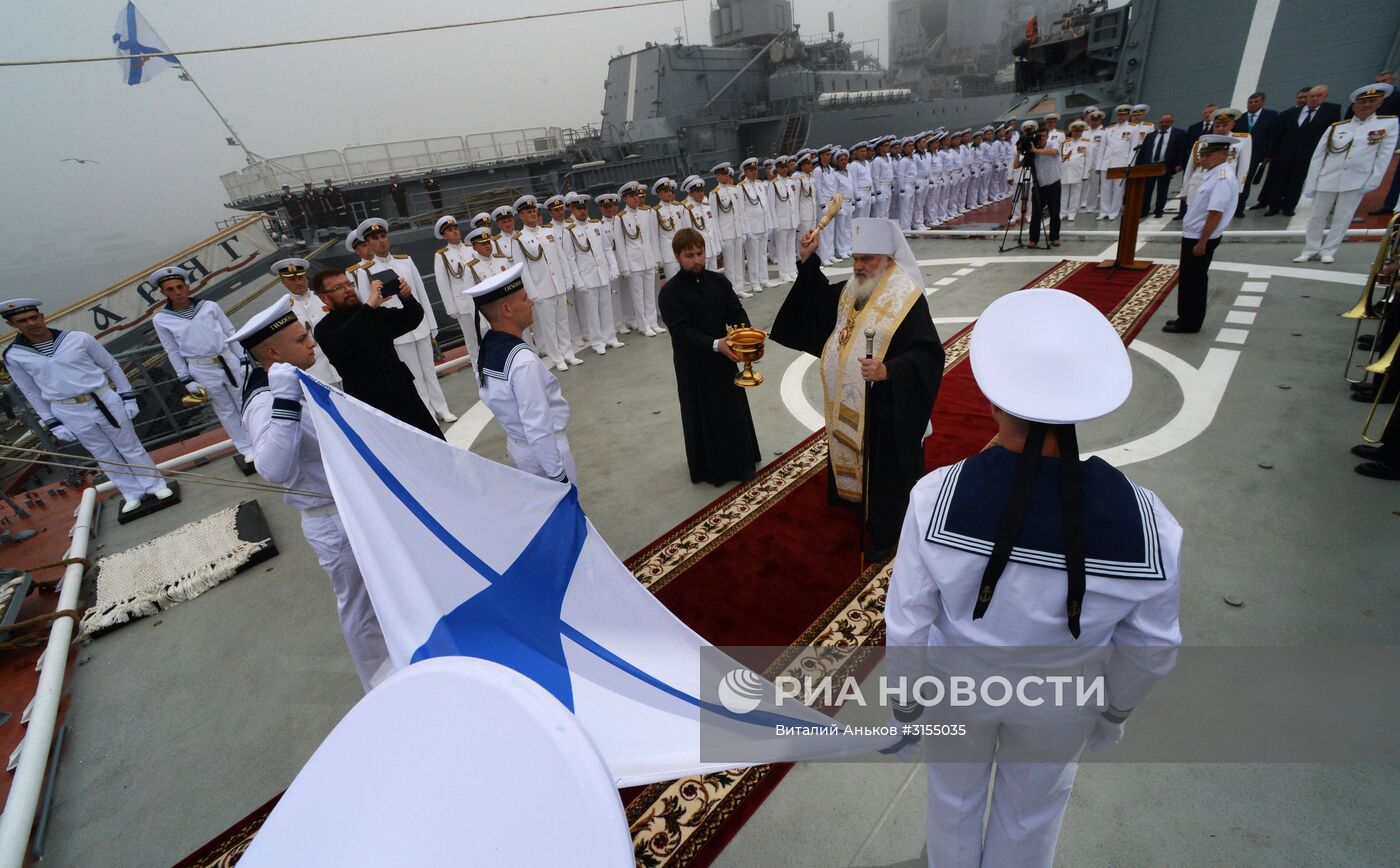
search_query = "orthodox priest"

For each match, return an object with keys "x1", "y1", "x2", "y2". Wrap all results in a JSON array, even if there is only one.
[
  {"x1": 770, "y1": 218, "x2": 943, "y2": 560},
  {"x1": 658, "y1": 228, "x2": 761, "y2": 486}
]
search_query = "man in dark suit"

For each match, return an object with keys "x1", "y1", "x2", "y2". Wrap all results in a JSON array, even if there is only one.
[
  {"x1": 1237, "y1": 92, "x2": 1279, "y2": 214},
  {"x1": 1254, "y1": 88, "x2": 1311, "y2": 210},
  {"x1": 1137, "y1": 114, "x2": 1188, "y2": 217},
  {"x1": 1175, "y1": 105, "x2": 1218, "y2": 219},
  {"x1": 1265, "y1": 85, "x2": 1341, "y2": 216}
]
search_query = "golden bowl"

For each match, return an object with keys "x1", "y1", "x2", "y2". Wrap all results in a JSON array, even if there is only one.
[{"x1": 726, "y1": 327, "x2": 767, "y2": 387}]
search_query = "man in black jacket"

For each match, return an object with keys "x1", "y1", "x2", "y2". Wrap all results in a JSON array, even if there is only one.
[
  {"x1": 1265, "y1": 85, "x2": 1342, "y2": 216},
  {"x1": 1136, "y1": 114, "x2": 1188, "y2": 218},
  {"x1": 1253, "y1": 88, "x2": 1311, "y2": 210},
  {"x1": 1237, "y1": 92, "x2": 1279, "y2": 214},
  {"x1": 310, "y1": 268, "x2": 444, "y2": 439}
]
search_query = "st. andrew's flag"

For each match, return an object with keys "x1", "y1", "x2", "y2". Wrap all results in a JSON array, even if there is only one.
[
  {"x1": 113, "y1": 2, "x2": 180, "y2": 85},
  {"x1": 300, "y1": 376, "x2": 874, "y2": 786}
]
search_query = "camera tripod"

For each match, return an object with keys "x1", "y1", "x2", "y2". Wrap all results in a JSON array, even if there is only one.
[{"x1": 999, "y1": 161, "x2": 1051, "y2": 252}]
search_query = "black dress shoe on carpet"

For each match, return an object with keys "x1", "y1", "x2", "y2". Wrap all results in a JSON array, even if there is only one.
[
  {"x1": 1355, "y1": 462, "x2": 1400, "y2": 480},
  {"x1": 1351, "y1": 444, "x2": 1385, "y2": 460},
  {"x1": 1162, "y1": 320, "x2": 1199, "y2": 334}
]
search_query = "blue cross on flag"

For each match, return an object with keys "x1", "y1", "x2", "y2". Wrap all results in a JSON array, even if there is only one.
[
  {"x1": 112, "y1": 2, "x2": 179, "y2": 86},
  {"x1": 299, "y1": 375, "x2": 870, "y2": 786}
]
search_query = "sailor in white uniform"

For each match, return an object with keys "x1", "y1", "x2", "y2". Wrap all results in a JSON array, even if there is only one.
[
  {"x1": 514, "y1": 194, "x2": 581, "y2": 372},
  {"x1": 562, "y1": 192, "x2": 623, "y2": 355},
  {"x1": 737, "y1": 158, "x2": 775, "y2": 291},
  {"x1": 794, "y1": 152, "x2": 820, "y2": 241},
  {"x1": 1296, "y1": 82, "x2": 1399, "y2": 264},
  {"x1": 849, "y1": 142, "x2": 874, "y2": 219},
  {"x1": 651, "y1": 178, "x2": 686, "y2": 283},
  {"x1": 596, "y1": 193, "x2": 634, "y2": 327},
  {"x1": 814, "y1": 146, "x2": 839, "y2": 265},
  {"x1": 1096, "y1": 105, "x2": 1136, "y2": 219},
  {"x1": 149, "y1": 265, "x2": 254, "y2": 462},
  {"x1": 616, "y1": 182, "x2": 665, "y2": 336},
  {"x1": 886, "y1": 288, "x2": 1181, "y2": 868},
  {"x1": 680, "y1": 176, "x2": 721, "y2": 272},
  {"x1": 1180, "y1": 108, "x2": 1252, "y2": 220},
  {"x1": 271, "y1": 258, "x2": 341, "y2": 388},
  {"x1": 430, "y1": 215, "x2": 482, "y2": 365},
  {"x1": 767, "y1": 158, "x2": 800, "y2": 282},
  {"x1": 490, "y1": 205, "x2": 519, "y2": 267},
  {"x1": 349, "y1": 218, "x2": 457, "y2": 423},
  {"x1": 871, "y1": 136, "x2": 896, "y2": 219},
  {"x1": 707, "y1": 164, "x2": 748, "y2": 298},
  {"x1": 467, "y1": 265, "x2": 578, "y2": 485},
  {"x1": 2, "y1": 298, "x2": 171, "y2": 512},
  {"x1": 230, "y1": 298, "x2": 389, "y2": 692},
  {"x1": 832, "y1": 148, "x2": 856, "y2": 258}
]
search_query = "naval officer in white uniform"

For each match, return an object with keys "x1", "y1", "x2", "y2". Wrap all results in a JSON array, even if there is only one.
[
  {"x1": 149, "y1": 265, "x2": 254, "y2": 463},
  {"x1": 467, "y1": 265, "x2": 578, "y2": 485},
  {"x1": 3, "y1": 298, "x2": 172, "y2": 513},
  {"x1": 1295, "y1": 82, "x2": 1399, "y2": 264},
  {"x1": 349, "y1": 218, "x2": 456, "y2": 423},
  {"x1": 232, "y1": 298, "x2": 389, "y2": 692},
  {"x1": 886, "y1": 288, "x2": 1182, "y2": 868},
  {"x1": 431, "y1": 215, "x2": 484, "y2": 365},
  {"x1": 271, "y1": 258, "x2": 341, "y2": 388}
]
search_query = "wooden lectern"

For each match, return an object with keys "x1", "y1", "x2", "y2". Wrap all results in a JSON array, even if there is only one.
[{"x1": 1099, "y1": 164, "x2": 1166, "y2": 270}]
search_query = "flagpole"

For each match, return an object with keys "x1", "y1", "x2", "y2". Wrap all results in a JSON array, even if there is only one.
[{"x1": 175, "y1": 63, "x2": 257, "y2": 166}]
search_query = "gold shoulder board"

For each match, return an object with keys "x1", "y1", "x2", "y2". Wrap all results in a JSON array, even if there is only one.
[
  {"x1": 393, "y1": 253, "x2": 411, "y2": 259},
  {"x1": 436, "y1": 246, "x2": 448, "y2": 255}
]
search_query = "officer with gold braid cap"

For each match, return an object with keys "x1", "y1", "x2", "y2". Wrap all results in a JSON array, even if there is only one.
[{"x1": 886, "y1": 288, "x2": 1182, "y2": 867}]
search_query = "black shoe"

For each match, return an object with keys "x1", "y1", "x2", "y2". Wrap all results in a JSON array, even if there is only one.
[
  {"x1": 865, "y1": 545, "x2": 895, "y2": 564},
  {"x1": 1355, "y1": 461, "x2": 1400, "y2": 480},
  {"x1": 1162, "y1": 320, "x2": 1200, "y2": 334},
  {"x1": 1235, "y1": 210, "x2": 1246, "y2": 218},
  {"x1": 1370, "y1": 208, "x2": 1396, "y2": 216},
  {"x1": 1170, "y1": 215, "x2": 1184, "y2": 222},
  {"x1": 1264, "y1": 208, "x2": 1280, "y2": 216},
  {"x1": 1283, "y1": 210, "x2": 1295, "y2": 217},
  {"x1": 1357, "y1": 334, "x2": 1375, "y2": 351},
  {"x1": 1351, "y1": 444, "x2": 1385, "y2": 460},
  {"x1": 1153, "y1": 212, "x2": 1165, "y2": 218},
  {"x1": 1248, "y1": 202, "x2": 1268, "y2": 211}
]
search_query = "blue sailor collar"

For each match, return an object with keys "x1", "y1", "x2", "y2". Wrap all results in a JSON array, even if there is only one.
[{"x1": 478, "y1": 330, "x2": 531, "y2": 381}]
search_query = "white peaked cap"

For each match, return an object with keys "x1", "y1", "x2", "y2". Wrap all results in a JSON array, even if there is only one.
[
  {"x1": 1352, "y1": 82, "x2": 1395, "y2": 102},
  {"x1": 150, "y1": 265, "x2": 190, "y2": 287},
  {"x1": 491, "y1": 205, "x2": 516, "y2": 220},
  {"x1": 434, "y1": 215, "x2": 460, "y2": 240},
  {"x1": 850, "y1": 218, "x2": 923, "y2": 291},
  {"x1": 681, "y1": 175, "x2": 705, "y2": 191},
  {"x1": 227, "y1": 296, "x2": 297, "y2": 350},
  {"x1": 344, "y1": 231, "x2": 363, "y2": 254},
  {"x1": 355, "y1": 217, "x2": 388, "y2": 237},
  {"x1": 270, "y1": 257, "x2": 311, "y2": 276},
  {"x1": 970, "y1": 288, "x2": 1131, "y2": 425},
  {"x1": 466, "y1": 227, "x2": 492, "y2": 243}
]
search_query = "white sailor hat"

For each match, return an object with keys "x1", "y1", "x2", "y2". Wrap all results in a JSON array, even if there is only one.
[
  {"x1": 1088, "y1": 108, "x2": 1105, "y2": 118},
  {"x1": 563, "y1": 191, "x2": 589, "y2": 205},
  {"x1": 471, "y1": 212, "x2": 492, "y2": 227},
  {"x1": 270, "y1": 257, "x2": 311, "y2": 277},
  {"x1": 650, "y1": 178, "x2": 675, "y2": 195},
  {"x1": 853, "y1": 141, "x2": 868, "y2": 150},
  {"x1": 463, "y1": 263, "x2": 526, "y2": 306},
  {"x1": 711, "y1": 161, "x2": 733, "y2": 175},
  {"x1": 434, "y1": 215, "x2": 461, "y2": 240},
  {"x1": 595, "y1": 193, "x2": 621, "y2": 205},
  {"x1": 513, "y1": 194, "x2": 539, "y2": 211},
  {"x1": 796, "y1": 151, "x2": 815, "y2": 164},
  {"x1": 1211, "y1": 107, "x2": 1242, "y2": 122},
  {"x1": 1114, "y1": 104, "x2": 1132, "y2": 113},
  {"x1": 762, "y1": 159, "x2": 775, "y2": 168},
  {"x1": 150, "y1": 265, "x2": 190, "y2": 288},
  {"x1": 834, "y1": 147, "x2": 849, "y2": 158},
  {"x1": 543, "y1": 194, "x2": 566, "y2": 210},
  {"x1": 1131, "y1": 103, "x2": 1149, "y2": 113},
  {"x1": 739, "y1": 157, "x2": 759, "y2": 170},
  {"x1": 227, "y1": 296, "x2": 299, "y2": 351},
  {"x1": 681, "y1": 175, "x2": 705, "y2": 192},
  {"x1": 355, "y1": 217, "x2": 388, "y2": 238},
  {"x1": 0, "y1": 298, "x2": 43, "y2": 319},
  {"x1": 776, "y1": 155, "x2": 792, "y2": 164},
  {"x1": 1197, "y1": 134, "x2": 1237, "y2": 150},
  {"x1": 343, "y1": 230, "x2": 363, "y2": 255},
  {"x1": 1021, "y1": 119, "x2": 1040, "y2": 130},
  {"x1": 1044, "y1": 113, "x2": 1060, "y2": 121},
  {"x1": 1351, "y1": 82, "x2": 1394, "y2": 102},
  {"x1": 816, "y1": 144, "x2": 834, "y2": 154},
  {"x1": 466, "y1": 226, "x2": 493, "y2": 244},
  {"x1": 491, "y1": 205, "x2": 517, "y2": 220},
  {"x1": 1068, "y1": 120, "x2": 1089, "y2": 131},
  {"x1": 970, "y1": 288, "x2": 1130, "y2": 425}
]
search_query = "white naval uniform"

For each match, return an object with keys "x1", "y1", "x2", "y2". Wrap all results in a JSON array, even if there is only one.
[
  {"x1": 833, "y1": 167, "x2": 855, "y2": 258},
  {"x1": 284, "y1": 290, "x2": 341, "y2": 387},
  {"x1": 1081, "y1": 126, "x2": 1106, "y2": 211},
  {"x1": 595, "y1": 215, "x2": 629, "y2": 330},
  {"x1": 5, "y1": 330, "x2": 166, "y2": 502},
  {"x1": 815, "y1": 164, "x2": 838, "y2": 262},
  {"x1": 683, "y1": 197, "x2": 721, "y2": 272},
  {"x1": 433, "y1": 241, "x2": 484, "y2": 364},
  {"x1": 477, "y1": 334, "x2": 577, "y2": 483},
  {"x1": 736, "y1": 178, "x2": 772, "y2": 290},
  {"x1": 616, "y1": 206, "x2": 661, "y2": 332},
  {"x1": 651, "y1": 201, "x2": 685, "y2": 282},
  {"x1": 152, "y1": 299, "x2": 252, "y2": 455},
  {"x1": 768, "y1": 177, "x2": 799, "y2": 281},
  {"x1": 1096, "y1": 124, "x2": 1136, "y2": 218},
  {"x1": 517, "y1": 224, "x2": 578, "y2": 367},
  {"x1": 924, "y1": 150, "x2": 944, "y2": 226},
  {"x1": 242, "y1": 369, "x2": 389, "y2": 691},
  {"x1": 1301, "y1": 113, "x2": 1399, "y2": 258},
  {"x1": 849, "y1": 158, "x2": 873, "y2": 219},
  {"x1": 708, "y1": 183, "x2": 746, "y2": 295},
  {"x1": 895, "y1": 154, "x2": 917, "y2": 229},
  {"x1": 1060, "y1": 137, "x2": 1091, "y2": 220},
  {"x1": 559, "y1": 218, "x2": 619, "y2": 352},
  {"x1": 887, "y1": 451, "x2": 1182, "y2": 868},
  {"x1": 352, "y1": 253, "x2": 448, "y2": 419},
  {"x1": 871, "y1": 153, "x2": 895, "y2": 218},
  {"x1": 1180, "y1": 133, "x2": 1251, "y2": 209},
  {"x1": 795, "y1": 170, "x2": 819, "y2": 236}
]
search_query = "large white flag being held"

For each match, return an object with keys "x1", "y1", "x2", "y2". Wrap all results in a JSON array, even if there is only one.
[
  {"x1": 301, "y1": 376, "x2": 870, "y2": 787},
  {"x1": 112, "y1": 2, "x2": 180, "y2": 86}
]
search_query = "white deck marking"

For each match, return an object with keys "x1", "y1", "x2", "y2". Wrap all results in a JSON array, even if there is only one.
[
  {"x1": 1216, "y1": 327, "x2": 1250, "y2": 344},
  {"x1": 1232, "y1": 0, "x2": 1283, "y2": 107},
  {"x1": 1225, "y1": 310, "x2": 1257, "y2": 325},
  {"x1": 952, "y1": 268, "x2": 975, "y2": 276},
  {"x1": 934, "y1": 277, "x2": 958, "y2": 286},
  {"x1": 1239, "y1": 280, "x2": 1269, "y2": 293},
  {"x1": 780, "y1": 354, "x2": 824, "y2": 432},
  {"x1": 1234, "y1": 295, "x2": 1263, "y2": 307},
  {"x1": 443, "y1": 400, "x2": 496, "y2": 450}
]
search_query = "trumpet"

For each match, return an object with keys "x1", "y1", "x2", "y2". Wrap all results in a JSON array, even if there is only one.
[
  {"x1": 180, "y1": 386, "x2": 210, "y2": 407},
  {"x1": 1342, "y1": 212, "x2": 1400, "y2": 383}
]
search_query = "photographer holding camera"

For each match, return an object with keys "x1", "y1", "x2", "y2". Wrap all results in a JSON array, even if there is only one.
[
  {"x1": 1012, "y1": 123, "x2": 1063, "y2": 247},
  {"x1": 310, "y1": 267, "x2": 446, "y2": 439}
]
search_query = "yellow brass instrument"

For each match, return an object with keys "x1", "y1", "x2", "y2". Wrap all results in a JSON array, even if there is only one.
[
  {"x1": 180, "y1": 386, "x2": 210, "y2": 407},
  {"x1": 1360, "y1": 327, "x2": 1399, "y2": 444},
  {"x1": 1343, "y1": 212, "x2": 1400, "y2": 383}
]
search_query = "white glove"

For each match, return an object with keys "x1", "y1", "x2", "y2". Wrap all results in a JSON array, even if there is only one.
[
  {"x1": 123, "y1": 400, "x2": 140, "y2": 420},
  {"x1": 268, "y1": 362, "x2": 303, "y2": 401},
  {"x1": 50, "y1": 424, "x2": 76, "y2": 443},
  {"x1": 430, "y1": 328, "x2": 439, "y2": 340},
  {"x1": 1085, "y1": 713, "x2": 1126, "y2": 753},
  {"x1": 184, "y1": 381, "x2": 203, "y2": 396}
]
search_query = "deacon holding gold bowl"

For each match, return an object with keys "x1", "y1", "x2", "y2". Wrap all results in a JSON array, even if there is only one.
[
  {"x1": 658, "y1": 228, "x2": 761, "y2": 486},
  {"x1": 771, "y1": 218, "x2": 943, "y2": 562}
]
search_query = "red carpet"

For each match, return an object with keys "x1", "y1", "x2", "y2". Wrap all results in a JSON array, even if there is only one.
[{"x1": 179, "y1": 260, "x2": 1178, "y2": 867}]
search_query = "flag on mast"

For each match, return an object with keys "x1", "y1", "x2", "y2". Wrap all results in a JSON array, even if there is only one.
[{"x1": 112, "y1": 2, "x2": 180, "y2": 86}]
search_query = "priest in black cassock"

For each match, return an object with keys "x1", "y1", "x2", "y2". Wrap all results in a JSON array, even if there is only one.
[
  {"x1": 309, "y1": 268, "x2": 445, "y2": 439},
  {"x1": 770, "y1": 218, "x2": 943, "y2": 561},
  {"x1": 659, "y1": 228, "x2": 761, "y2": 485}
]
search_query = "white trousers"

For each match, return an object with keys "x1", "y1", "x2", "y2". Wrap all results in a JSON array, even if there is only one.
[
  {"x1": 187, "y1": 361, "x2": 251, "y2": 454},
  {"x1": 981, "y1": 170, "x2": 996, "y2": 204},
  {"x1": 395, "y1": 337, "x2": 449, "y2": 417},
  {"x1": 1061, "y1": 181, "x2": 1082, "y2": 219},
  {"x1": 610, "y1": 275, "x2": 634, "y2": 330},
  {"x1": 966, "y1": 173, "x2": 981, "y2": 209},
  {"x1": 575, "y1": 282, "x2": 617, "y2": 351},
  {"x1": 896, "y1": 187, "x2": 914, "y2": 229},
  {"x1": 873, "y1": 189, "x2": 892, "y2": 219},
  {"x1": 1081, "y1": 170, "x2": 1102, "y2": 211},
  {"x1": 532, "y1": 293, "x2": 572, "y2": 364},
  {"x1": 912, "y1": 185, "x2": 929, "y2": 228},
  {"x1": 834, "y1": 211, "x2": 853, "y2": 258},
  {"x1": 565, "y1": 288, "x2": 585, "y2": 349},
  {"x1": 773, "y1": 228, "x2": 797, "y2": 280},
  {"x1": 52, "y1": 391, "x2": 165, "y2": 503},
  {"x1": 743, "y1": 234, "x2": 768, "y2": 289},
  {"x1": 454, "y1": 313, "x2": 480, "y2": 365},
  {"x1": 818, "y1": 216, "x2": 835, "y2": 262},
  {"x1": 300, "y1": 509, "x2": 389, "y2": 692},
  {"x1": 1302, "y1": 189, "x2": 1366, "y2": 258},
  {"x1": 624, "y1": 270, "x2": 660, "y2": 331},
  {"x1": 855, "y1": 193, "x2": 872, "y2": 219},
  {"x1": 1098, "y1": 176, "x2": 1125, "y2": 218},
  {"x1": 506, "y1": 430, "x2": 577, "y2": 484},
  {"x1": 719, "y1": 237, "x2": 745, "y2": 294}
]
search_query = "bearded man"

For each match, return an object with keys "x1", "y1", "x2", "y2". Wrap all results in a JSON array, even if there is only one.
[{"x1": 771, "y1": 218, "x2": 944, "y2": 560}]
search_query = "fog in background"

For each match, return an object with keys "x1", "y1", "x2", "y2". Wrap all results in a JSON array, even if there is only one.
[{"x1": 0, "y1": 0, "x2": 883, "y2": 308}]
